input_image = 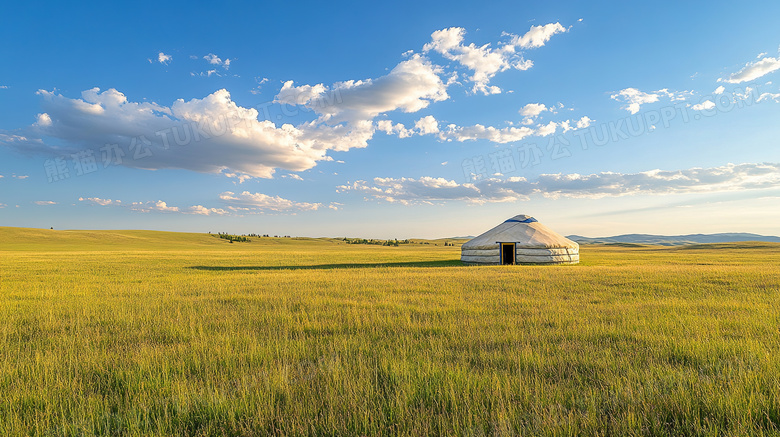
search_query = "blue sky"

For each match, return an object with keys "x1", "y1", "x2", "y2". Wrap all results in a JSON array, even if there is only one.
[{"x1": 2, "y1": 0, "x2": 780, "y2": 238}]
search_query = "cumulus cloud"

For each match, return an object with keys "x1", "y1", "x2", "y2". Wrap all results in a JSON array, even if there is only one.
[
  {"x1": 34, "y1": 200, "x2": 57, "y2": 205},
  {"x1": 423, "y1": 24, "x2": 566, "y2": 95},
  {"x1": 414, "y1": 115, "x2": 439, "y2": 134},
  {"x1": 219, "y1": 191, "x2": 323, "y2": 213},
  {"x1": 713, "y1": 86, "x2": 725, "y2": 95},
  {"x1": 377, "y1": 120, "x2": 413, "y2": 138},
  {"x1": 611, "y1": 88, "x2": 690, "y2": 114},
  {"x1": 158, "y1": 52, "x2": 172, "y2": 65},
  {"x1": 341, "y1": 163, "x2": 780, "y2": 204},
  {"x1": 575, "y1": 116, "x2": 592, "y2": 129},
  {"x1": 723, "y1": 56, "x2": 780, "y2": 83},
  {"x1": 377, "y1": 115, "x2": 441, "y2": 138},
  {"x1": 520, "y1": 103, "x2": 548, "y2": 118},
  {"x1": 276, "y1": 54, "x2": 448, "y2": 124},
  {"x1": 79, "y1": 197, "x2": 118, "y2": 206},
  {"x1": 2, "y1": 87, "x2": 382, "y2": 178},
  {"x1": 691, "y1": 100, "x2": 716, "y2": 111}
]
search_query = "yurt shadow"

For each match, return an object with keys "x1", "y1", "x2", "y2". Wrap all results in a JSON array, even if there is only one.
[{"x1": 189, "y1": 260, "x2": 462, "y2": 271}]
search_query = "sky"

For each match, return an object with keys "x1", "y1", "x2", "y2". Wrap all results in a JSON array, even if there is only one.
[{"x1": 1, "y1": 0, "x2": 780, "y2": 239}]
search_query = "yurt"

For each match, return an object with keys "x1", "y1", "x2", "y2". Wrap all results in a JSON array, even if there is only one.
[{"x1": 461, "y1": 215, "x2": 579, "y2": 265}]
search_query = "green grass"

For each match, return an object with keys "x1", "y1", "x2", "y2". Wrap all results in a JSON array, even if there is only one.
[{"x1": 1, "y1": 227, "x2": 779, "y2": 436}]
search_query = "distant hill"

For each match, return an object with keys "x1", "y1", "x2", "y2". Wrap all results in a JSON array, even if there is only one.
[{"x1": 567, "y1": 233, "x2": 780, "y2": 246}]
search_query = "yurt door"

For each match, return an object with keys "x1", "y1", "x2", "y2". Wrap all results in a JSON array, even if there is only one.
[{"x1": 501, "y1": 243, "x2": 515, "y2": 265}]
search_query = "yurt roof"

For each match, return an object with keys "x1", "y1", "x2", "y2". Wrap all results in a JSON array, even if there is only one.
[{"x1": 462, "y1": 215, "x2": 578, "y2": 250}]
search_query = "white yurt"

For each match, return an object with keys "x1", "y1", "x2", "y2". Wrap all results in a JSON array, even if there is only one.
[{"x1": 461, "y1": 214, "x2": 579, "y2": 265}]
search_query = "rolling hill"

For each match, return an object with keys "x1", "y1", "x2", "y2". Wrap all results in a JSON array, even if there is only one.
[{"x1": 567, "y1": 232, "x2": 780, "y2": 246}]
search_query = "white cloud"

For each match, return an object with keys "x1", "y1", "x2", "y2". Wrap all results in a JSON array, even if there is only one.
[
  {"x1": 158, "y1": 52, "x2": 172, "y2": 65},
  {"x1": 81, "y1": 196, "x2": 227, "y2": 216},
  {"x1": 520, "y1": 103, "x2": 547, "y2": 118},
  {"x1": 758, "y1": 91, "x2": 780, "y2": 102},
  {"x1": 342, "y1": 163, "x2": 780, "y2": 204},
  {"x1": 535, "y1": 121, "x2": 557, "y2": 137},
  {"x1": 443, "y1": 123, "x2": 534, "y2": 143},
  {"x1": 34, "y1": 200, "x2": 57, "y2": 205},
  {"x1": 35, "y1": 113, "x2": 52, "y2": 127},
  {"x1": 423, "y1": 26, "x2": 559, "y2": 95},
  {"x1": 219, "y1": 191, "x2": 322, "y2": 213},
  {"x1": 414, "y1": 115, "x2": 439, "y2": 134},
  {"x1": 691, "y1": 100, "x2": 715, "y2": 111},
  {"x1": 510, "y1": 22, "x2": 568, "y2": 49},
  {"x1": 610, "y1": 88, "x2": 659, "y2": 114},
  {"x1": 3, "y1": 87, "x2": 384, "y2": 178},
  {"x1": 131, "y1": 200, "x2": 179, "y2": 213},
  {"x1": 222, "y1": 171, "x2": 252, "y2": 184},
  {"x1": 378, "y1": 115, "x2": 440, "y2": 138},
  {"x1": 611, "y1": 88, "x2": 690, "y2": 114},
  {"x1": 276, "y1": 54, "x2": 448, "y2": 124},
  {"x1": 250, "y1": 77, "x2": 270, "y2": 95},
  {"x1": 0, "y1": 85, "x2": 8, "y2": 89},
  {"x1": 377, "y1": 120, "x2": 413, "y2": 138},
  {"x1": 204, "y1": 53, "x2": 231, "y2": 69},
  {"x1": 186, "y1": 205, "x2": 229, "y2": 216},
  {"x1": 0, "y1": 203, "x2": 5, "y2": 208},
  {"x1": 713, "y1": 85, "x2": 725, "y2": 95},
  {"x1": 79, "y1": 197, "x2": 117, "y2": 206},
  {"x1": 282, "y1": 174, "x2": 304, "y2": 181},
  {"x1": 723, "y1": 56, "x2": 780, "y2": 83},
  {"x1": 1, "y1": 174, "x2": 29, "y2": 180},
  {"x1": 438, "y1": 113, "x2": 590, "y2": 144},
  {"x1": 575, "y1": 116, "x2": 592, "y2": 129}
]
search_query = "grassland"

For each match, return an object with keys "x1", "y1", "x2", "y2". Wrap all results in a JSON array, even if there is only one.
[{"x1": 1, "y1": 227, "x2": 779, "y2": 436}]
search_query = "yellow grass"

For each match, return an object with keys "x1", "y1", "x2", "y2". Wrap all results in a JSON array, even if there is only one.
[{"x1": 1, "y1": 227, "x2": 779, "y2": 436}]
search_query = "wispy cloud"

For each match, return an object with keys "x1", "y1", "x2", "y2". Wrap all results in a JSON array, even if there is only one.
[
  {"x1": 79, "y1": 197, "x2": 118, "y2": 206},
  {"x1": 723, "y1": 56, "x2": 780, "y2": 84},
  {"x1": 158, "y1": 52, "x2": 172, "y2": 65},
  {"x1": 79, "y1": 196, "x2": 228, "y2": 216},
  {"x1": 611, "y1": 88, "x2": 690, "y2": 114},
  {"x1": 204, "y1": 53, "x2": 231, "y2": 69},
  {"x1": 33, "y1": 200, "x2": 57, "y2": 205},
  {"x1": 340, "y1": 163, "x2": 780, "y2": 204},
  {"x1": 219, "y1": 191, "x2": 323, "y2": 213}
]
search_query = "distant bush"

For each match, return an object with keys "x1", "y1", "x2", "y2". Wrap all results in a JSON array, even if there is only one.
[
  {"x1": 213, "y1": 233, "x2": 250, "y2": 243},
  {"x1": 341, "y1": 238, "x2": 409, "y2": 247}
]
